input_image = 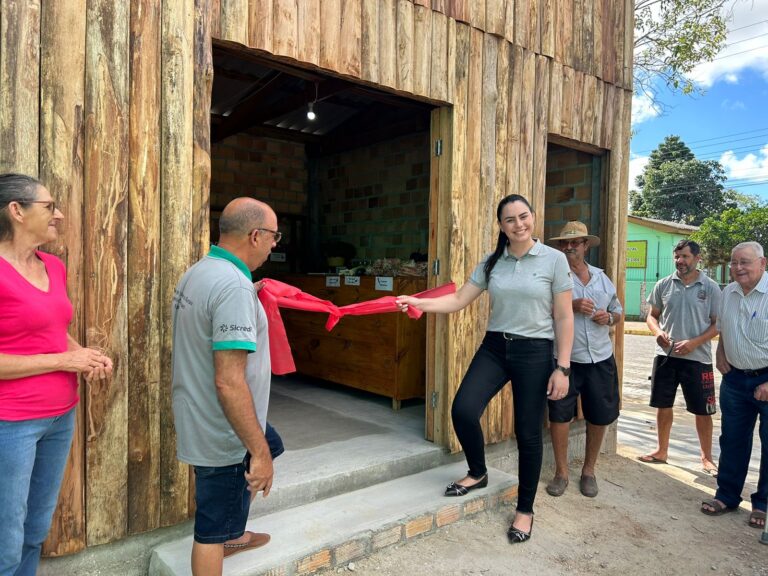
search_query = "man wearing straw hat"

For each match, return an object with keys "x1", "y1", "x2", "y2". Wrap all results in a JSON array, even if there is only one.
[{"x1": 545, "y1": 221, "x2": 623, "y2": 498}]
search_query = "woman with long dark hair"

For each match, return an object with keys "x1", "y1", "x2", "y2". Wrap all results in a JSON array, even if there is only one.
[
  {"x1": 0, "y1": 173, "x2": 112, "y2": 575},
  {"x1": 397, "y1": 194, "x2": 573, "y2": 543}
]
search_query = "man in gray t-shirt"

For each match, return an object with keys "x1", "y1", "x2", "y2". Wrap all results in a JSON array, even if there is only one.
[
  {"x1": 172, "y1": 197, "x2": 280, "y2": 571},
  {"x1": 638, "y1": 239, "x2": 721, "y2": 476}
]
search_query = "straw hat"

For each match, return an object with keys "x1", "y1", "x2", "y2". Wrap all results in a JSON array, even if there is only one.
[{"x1": 548, "y1": 221, "x2": 600, "y2": 247}]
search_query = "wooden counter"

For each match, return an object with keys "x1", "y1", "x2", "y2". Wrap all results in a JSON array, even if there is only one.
[{"x1": 279, "y1": 275, "x2": 427, "y2": 409}]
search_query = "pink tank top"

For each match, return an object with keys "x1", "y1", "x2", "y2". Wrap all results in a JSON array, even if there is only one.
[{"x1": 0, "y1": 251, "x2": 78, "y2": 420}]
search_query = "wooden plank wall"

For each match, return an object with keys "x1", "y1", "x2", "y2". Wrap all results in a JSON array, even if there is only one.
[
  {"x1": 0, "y1": 0, "x2": 634, "y2": 550},
  {"x1": 213, "y1": 0, "x2": 633, "y2": 452},
  {"x1": 0, "y1": 0, "x2": 214, "y2": 553}
]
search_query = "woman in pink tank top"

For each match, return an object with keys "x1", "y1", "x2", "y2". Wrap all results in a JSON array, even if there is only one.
[{"x1": 0, "y1": 174, "x2": 113, "y2": 575}]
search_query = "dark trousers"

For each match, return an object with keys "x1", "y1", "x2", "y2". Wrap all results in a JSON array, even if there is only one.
[
  {"x1": 451, "y1": 332, "x2": 553, "y2": 514},
  {"x1": 715, "y1": 369, "x2": 768, "y2": 512}
]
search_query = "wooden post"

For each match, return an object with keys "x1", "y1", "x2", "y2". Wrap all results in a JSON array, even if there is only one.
[
  {"x1": 361, "y1": 0, "x2": 380, "y2": 83},
  {"x1": 396, "y1": 0, "x2": 414, "y2": 93},
  {"x1": 160, "y1": 0, "x2": 195, "y2": 526},
  {"x1": 0, "y1": 0, "x2": 40, "y2": 175},
  {"x1": 505, "y1": 44, "x2": 522, "y2": 198},
  {"x1": 273, "y1": 0, "x2": 298, "y2": 60},
  {"x1": 532, "y1": 54, "x2": 550, "y2": 238},
  {"x1": 39, "y1": 0, "x2": 87, "y2": 556},
  {"x1": 297, "y1": 0, "x2": 320, "y2": 65},
  {"x1": 83, "y1": 0, "x2": 130, "y2": 545},
  {"x1": 378, "y1": 0, "x2": 397, "y2": 88},
  {"x1": 413, "y1": 3, "x2": 432, "y2": 97},
  {"x1": 446, "y1": 21, "x2": 470, "y2": 452},
  {"x1": 193, "y1": 0, "x2": 213, "y2": 260},
  {"x1": 430, "y1": 10, "x2": 449, "y2": 102},
  {"x1": 340, "y1": 0, "x2": 362, "y2": 77},
  {"x1": 127, "y1": 0, "x2": 162, "y2": 536},
  {"x1": 219, "y1": 0, "x2": 248, "y2": 44},
  {"x1": 249, "y1": 0, "x2": 273, "y2": 52},
  {"x1": 320, "y1": 0, "x2": 341, "y2": 71},
  {"x1": 518, "y1": 48, "x2": 535, "y2": 201}
]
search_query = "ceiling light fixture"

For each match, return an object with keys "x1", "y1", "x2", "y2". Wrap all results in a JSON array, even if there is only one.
[{"x1": 307, "y1": 81, "x2": 319, "y2": 121}]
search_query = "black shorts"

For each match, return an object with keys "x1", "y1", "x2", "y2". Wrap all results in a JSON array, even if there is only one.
[
  {"x1": 650, "y1": 356, "x2": 717, "y2": 415},
  {"x1": 548, "y1": 356, "x2": 620, "y2": 426}
]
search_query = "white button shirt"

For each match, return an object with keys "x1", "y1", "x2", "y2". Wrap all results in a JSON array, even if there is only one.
[
  {"x1": 571, "y1": 264, "x2": 622, "y2": 364},
  {"x1": 718, "y1": 271, "x2": 768, "y2": 370}
]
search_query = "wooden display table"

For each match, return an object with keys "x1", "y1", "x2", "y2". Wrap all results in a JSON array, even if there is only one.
[{"x1": 279, "y1": 275, "x2": 427, "y2": 409}]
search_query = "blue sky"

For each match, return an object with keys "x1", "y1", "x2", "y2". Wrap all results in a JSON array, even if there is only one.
[{"x1": 629, "y1": 0, "x2": 768, "y2": 203}]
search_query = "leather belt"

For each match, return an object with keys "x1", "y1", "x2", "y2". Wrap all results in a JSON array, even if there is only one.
[{"x1": 732, "y1": 366, "x2": 768, "y2": 377}]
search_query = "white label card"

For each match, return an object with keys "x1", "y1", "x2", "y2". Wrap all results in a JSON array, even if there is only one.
[
  {"x1": 344, "y1": 276, "x2": 361, "y2": 286},
  {"x1": 325, "y1": 276, "x2": 341, "y2": 288},
  {"x1": 375, "y1": 276, "x2": 394, "y2": 291}
]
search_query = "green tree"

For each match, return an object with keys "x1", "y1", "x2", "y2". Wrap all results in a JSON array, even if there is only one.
[
  {"x1": 631, "y1": 136, "x2": 727, "y2": 225},
  {"x1": 634, "y1": 0, "x2": 730, "y2": 108},
  {"x1": 691, "y1": 206, "x2": 768, "y2": 282}
]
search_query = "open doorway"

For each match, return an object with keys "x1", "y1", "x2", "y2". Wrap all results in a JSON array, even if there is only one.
[{"x1": 209, "y1": 42, "x2": 441, "y2": 475}]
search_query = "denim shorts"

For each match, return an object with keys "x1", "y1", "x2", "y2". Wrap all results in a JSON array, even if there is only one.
[{"x1": 193, "y1": 455, "x2": 250, "y2": 544}]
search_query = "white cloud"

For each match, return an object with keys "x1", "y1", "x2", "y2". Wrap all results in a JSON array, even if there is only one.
[
  {"x1": 631, "y1": 93, "x2": 660, "y2": 126},
  {"x1": 628, "y1": 154, "x2": 650, "y2": 190},
  {"x1": 689, "y1": 1, "x2": 768, "y2": 88},
  {"x1": 720, "y1": 98, "x2": 746, "y2": 110},
  {"x1": 720, "y1": 144, "x2": 768, "y2": 185}
]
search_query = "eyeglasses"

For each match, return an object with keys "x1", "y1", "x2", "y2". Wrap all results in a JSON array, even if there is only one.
[
  {"x1": 15, "y1": 200, "x2": 57, "y2": 214},
  {"x1": 252, "y1": 227, "x2": 282, "y2": 243},
  {"x1": 729, "y1": 258, "x2": 759, "y2": 268}
]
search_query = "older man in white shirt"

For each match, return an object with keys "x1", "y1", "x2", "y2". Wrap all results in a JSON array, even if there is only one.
[
  {"x1": 545, "y1": 222, "x2": 622, "y2": 498},
  {"x1": 701, "y1": 241, "x2": 768, "y2": 530}
]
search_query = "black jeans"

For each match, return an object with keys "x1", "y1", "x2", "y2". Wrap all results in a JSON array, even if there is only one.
[{"x1": 451, "y1": 332, "x2": 553, "y2": 514}]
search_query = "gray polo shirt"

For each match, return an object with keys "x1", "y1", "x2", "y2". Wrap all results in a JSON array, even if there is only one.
[
  {"x1": 469, "y1": 240, "x2": 572, "y2": 339},
  {"x1": 571, "y1": 264, "x2": 622, "y2": 364},
  {"x1": 647, "y1": 270, "x2": 721, "y2": 364},
  {"x1": 171, "y1": 245, "x2": 271, "y2": 467},
  {"x1": 718, "y1": 272, "x2": 768, "y2": 370}
]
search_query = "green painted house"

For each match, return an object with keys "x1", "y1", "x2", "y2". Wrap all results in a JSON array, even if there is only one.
[{"x1": 624, "y1": 215, "x2": 699, "y2": 319}]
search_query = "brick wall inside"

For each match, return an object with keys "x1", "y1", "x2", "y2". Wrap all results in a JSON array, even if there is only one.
[
  {"x1": 544, "y1": 144, "x2": 601, "y2": 246},
  {"x1": 318, "y1": 131, "x2": 430, "y2": 261},
  {"x1": 210, "y1": 132, "x2": 308, "y2": 218}
]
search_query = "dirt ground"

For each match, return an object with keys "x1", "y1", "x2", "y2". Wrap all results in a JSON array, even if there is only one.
[{"x1": 336, "y1": 445, "x2": 768, "y2": 576}]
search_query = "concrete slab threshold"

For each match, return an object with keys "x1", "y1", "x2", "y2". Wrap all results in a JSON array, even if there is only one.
[{"x1": 149, "y1": 462, "x2": 518, "y2": 576}]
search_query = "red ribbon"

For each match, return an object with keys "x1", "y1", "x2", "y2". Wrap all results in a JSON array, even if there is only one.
[{"x1": 258, "y1": 278, "x2": 456, "y2": 375}]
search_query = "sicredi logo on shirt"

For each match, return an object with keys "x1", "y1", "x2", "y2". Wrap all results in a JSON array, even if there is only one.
[{"x1": 217, "y1": 324, "x2": 253, "y2": 334}]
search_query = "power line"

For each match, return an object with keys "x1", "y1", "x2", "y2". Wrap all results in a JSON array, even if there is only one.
[
  {"x1": 726, "y1": 19, "x2": 768, "y2": 34},
  {"x1": 726, "y1": 31, "x2": 768, "y2": 47},
  {"x1": 691, "y1": 133, "x2": 768, "y2": 151},
  {"x1": 632, "y1": 127, "x2": 768, "y2": 154},
  {"x1": 710, "y1": 43, "x2": 768, "y2": 62}
]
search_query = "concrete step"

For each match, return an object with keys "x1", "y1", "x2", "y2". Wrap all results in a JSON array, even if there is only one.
[{"x1": 149, "y1": 462, "x2": 518, "y2": 576}]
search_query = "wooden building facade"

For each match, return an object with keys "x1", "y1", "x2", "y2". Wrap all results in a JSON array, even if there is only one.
[{"x1": 0, "y1": 0, "x2": 632, "y2": 554}]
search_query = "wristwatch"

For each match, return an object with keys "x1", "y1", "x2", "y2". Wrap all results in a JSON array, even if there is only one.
[{"x1": 555, "y1": 365, "x2": 571, "y2": 376}]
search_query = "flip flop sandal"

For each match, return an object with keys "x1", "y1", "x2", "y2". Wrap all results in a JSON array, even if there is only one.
[
  {"x1": 223, "y1": 531, "x2": 271, "y2": 558},
  {"x1": 700, "y1": 499, "x2": 737, "y2": 516},
  {"x1": 702, "y1": 466, "x2": 718, "y2": 477},
  {"x1": 637, "y1": 455, "x2": 667, "y2": 464},
  {"x1": 749, "y1": 510, "x2": 766, "y2": 529}
]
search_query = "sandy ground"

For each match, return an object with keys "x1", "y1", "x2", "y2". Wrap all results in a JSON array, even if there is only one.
[
  {"x1": 338, "y1": 447, "x2": 767, "y2": 576},
  {"x1": 336, "y1": 335, "x2": 768, "y2": 576}
]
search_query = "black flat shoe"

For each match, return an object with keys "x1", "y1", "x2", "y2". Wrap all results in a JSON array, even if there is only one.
[
  {"x1": 444, "y1": 473, "x2": 488, "y2": 497},
  {"x1": 507, "y1": 514, "x2": 534, "y2": 544}
]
